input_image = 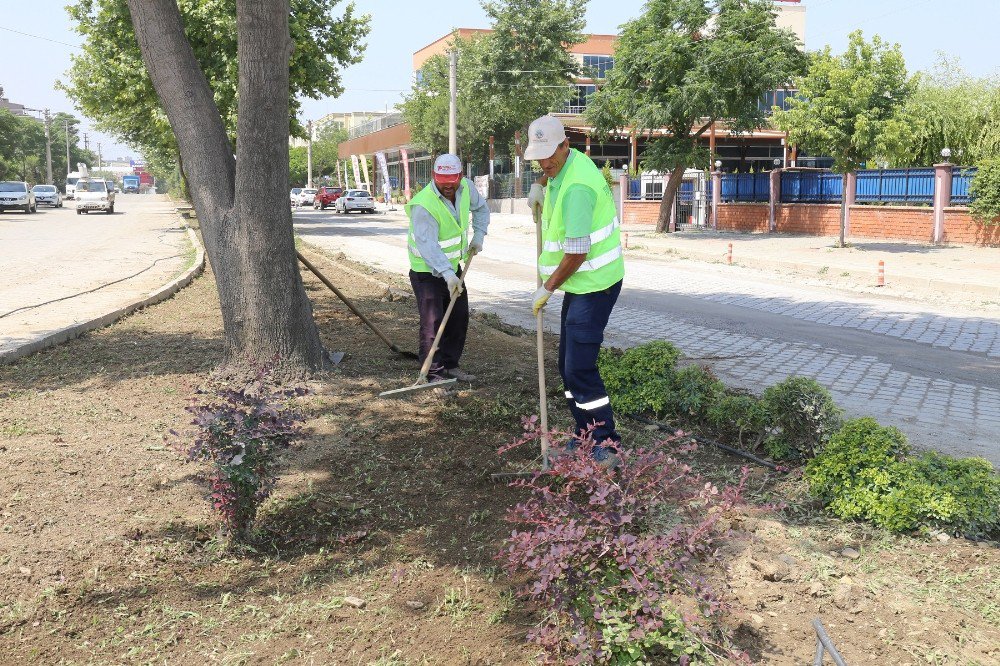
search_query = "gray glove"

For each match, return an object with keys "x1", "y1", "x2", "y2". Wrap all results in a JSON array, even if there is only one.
[
  {"x1": 443, "y1": 270, "x2": 463, "y2": 299},
  {"x1": 468, "y1": 231, "x2": 484, "y2": 256}
]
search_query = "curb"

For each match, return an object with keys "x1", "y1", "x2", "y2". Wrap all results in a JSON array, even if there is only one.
[{"x1": 0, "y1": 222, "x2": 206, "y2": 366}]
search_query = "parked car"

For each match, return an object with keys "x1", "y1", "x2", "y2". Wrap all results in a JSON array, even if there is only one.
[
  {"x1": 0, "y1": 181, "x2": 36, "y2": 213},
  {"x1": 289, "y1": 188, "x2": 302, "y2": 206},
  {"x1": 312, "y1": 186, "x2": 343, "y2": 209},
  {"x1": 297, "y1": 188, "x2": 318, "y2": 206},
  {"x1": 31, "y1": 184, "x2": 63, "y2": 208},
  {"x1": 335, "y1": 189, "x2": 377, "y2": 214},
  {"x1": 74, "y1": 178, "x2": 115, "y2": 214}
]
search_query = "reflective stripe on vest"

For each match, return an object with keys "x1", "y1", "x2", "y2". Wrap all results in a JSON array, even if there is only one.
[
  {"x1": 405, "y1": 179, "x2": 471, "y2": 273},
  {"x1": 538, "y1": 149, "x2": 624, "y2": 294}
]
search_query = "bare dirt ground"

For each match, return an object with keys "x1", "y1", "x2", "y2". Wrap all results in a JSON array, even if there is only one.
[{"x1": 1, "y1": 242, "x2": 997, "y2": 665}]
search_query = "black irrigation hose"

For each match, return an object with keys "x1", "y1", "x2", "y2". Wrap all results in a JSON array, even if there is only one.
[{"x1": 627, "y1": 413, "x2": 782, "y2": 471}]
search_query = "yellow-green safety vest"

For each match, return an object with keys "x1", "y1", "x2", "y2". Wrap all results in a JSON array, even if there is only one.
[
  {"x1": 405, "y1": 179, "x2": 471, "y2": 273},
  {"x1": 539, "y1": 149, "x2": 624, "y2": 294}
]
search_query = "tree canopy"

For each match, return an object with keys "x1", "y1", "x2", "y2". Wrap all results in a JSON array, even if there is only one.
[
  {"x1": 402, "y1": 0, "x2": 586, "y2": 161},
  {"x1": 62, "y1": 0, "x2": 369, "y2": 168},
  {"x1": 774, "y1": 30, "x2": 910, "y2": 174},
  {"x1": 587, "y1": 0, "x2": 805, "y2": 231},
  {"x1": 0, "y1": 109, "x2": 95, "y2": 185},
  {"x1": 289, "y1": 123, "x2": 349, "y2": 186}
]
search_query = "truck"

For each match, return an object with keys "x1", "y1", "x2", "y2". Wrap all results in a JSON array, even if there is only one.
[
  {"x1": 122, "y1": 175, "x2": 140, "y2": 194},
  {"x1": 65, "y1": 164, "x2": 89, "y2": 200}
]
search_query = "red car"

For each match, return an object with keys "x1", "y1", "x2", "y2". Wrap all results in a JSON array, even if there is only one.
[{"x1": 313, "y1": 186, "x2": 343, "y2": 210}]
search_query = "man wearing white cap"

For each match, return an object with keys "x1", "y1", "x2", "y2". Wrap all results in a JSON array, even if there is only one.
[
  {"x1": 404, "y1": 153, "x2": 490, "y2": 383},
  {"x1": 524, "y1": 114, "x2": 625, "y2": 466}
]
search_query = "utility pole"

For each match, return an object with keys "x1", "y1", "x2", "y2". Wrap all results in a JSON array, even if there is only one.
[
  {"x1": 83, "y1": 132, "x2": 89, "y2": 152},
  {"x1": 43, "y1": 109, "x2": 53, "y2": 184},
  {"x1": 306, "y1": 119, "x2": 313, "y2": 188},
  {"x1": 97, "y1": 143, "x2": 103, "y2": 171},
  {"x1": 64, "y1": 119, "x2": 71, "y2": 176},
  {"x1": 448, "y1": 49, "x2": 457, "y2": 155}
]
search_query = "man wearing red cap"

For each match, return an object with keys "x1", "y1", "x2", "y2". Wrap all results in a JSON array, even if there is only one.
[
  {"x1": 524, "y1": 115, "x2": 625, "y2": 467},
  {"x1": 404, "y1": 154, "x2": 490, "y2": 383}
]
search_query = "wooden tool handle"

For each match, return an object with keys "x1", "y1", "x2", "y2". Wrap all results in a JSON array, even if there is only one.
[{"x1": 533, "y1": 206, "x2": 550, "y2": 470}]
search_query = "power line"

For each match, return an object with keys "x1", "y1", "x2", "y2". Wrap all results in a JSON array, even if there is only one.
[{"x1": 0, "y1": 25, "x2": 80, "y2": 49}]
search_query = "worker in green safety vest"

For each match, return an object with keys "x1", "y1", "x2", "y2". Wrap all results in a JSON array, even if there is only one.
[
  {"x1": 404, "y1": 154, "x2": 490, "y2": 384},
  {"x1": 524, "y1": 114, "x2": 625, "y2": 468}
]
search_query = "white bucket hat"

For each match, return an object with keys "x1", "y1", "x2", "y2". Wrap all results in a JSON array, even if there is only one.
[{"x1": 523, "y1": 115, "x2": 567, "y2": 161}]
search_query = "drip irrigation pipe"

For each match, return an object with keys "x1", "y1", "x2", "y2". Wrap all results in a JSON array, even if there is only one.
[{"x1": 627, "y1": 414, "x2": 781, "y2": 471}]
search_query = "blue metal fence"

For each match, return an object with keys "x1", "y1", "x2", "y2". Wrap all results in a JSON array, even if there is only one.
[
  {"x1": 678, "y1": 179, "x2": 695, "y2": 204},
  {"x1": 855, "y1": 168, "x2": 935, "y2": 205},
  {"x1": 720, "y1": 172, "x2": 770, "y2": 202},
  {"x1": 951, "y1": 167, "x2": 976, "y2": 206},
  {"x1": 780, "y1": 171, "x2": 843, "y2": 203}
]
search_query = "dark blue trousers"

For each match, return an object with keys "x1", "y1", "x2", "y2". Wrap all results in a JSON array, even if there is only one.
[{"x1": 557, "y1": 279, "x2": 622, "y2": 446}]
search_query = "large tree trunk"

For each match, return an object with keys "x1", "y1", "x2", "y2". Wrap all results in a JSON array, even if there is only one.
[
  {"x1": 655, "y1": 165, "x2": 687, "y2": 233},
  {"x1": 127, "y1": 0, "x2": 325, "y2": 380}
]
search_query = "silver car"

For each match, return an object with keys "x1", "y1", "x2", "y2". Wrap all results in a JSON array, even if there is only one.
[
  {"x1": 336, "y1": 189, "x2": 376, "y2": 214},
  {"x1": 0, "y1": 181, "x2": 37, "y2": 214},
  {"x1": 31, "y1": 184, "x2": 63, "y2": 208}
]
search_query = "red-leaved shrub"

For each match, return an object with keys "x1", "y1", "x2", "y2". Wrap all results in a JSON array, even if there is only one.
[{"x1": 499, "y1": 419, "x2": 749, "y2": 664}]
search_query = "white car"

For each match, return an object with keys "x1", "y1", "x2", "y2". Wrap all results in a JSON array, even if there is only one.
[
  {"x1": 335, "y1": 189, "x2": 376, "y2": 214},
  {"x1": 297, "y1": 188, "x2": 318, "y2": 206},
  {"x1": 31, "y1": 184, "x2": 63, "y2": 208},
  {"x1": 74, "y1": 178, "x2": 115, "y2": 214},
  {"x1": 0, "y1": 181, "x2": 36, "y2": 213},
  {"x1": 289, "y1": 187, "x2": 302, "y2": 207}
]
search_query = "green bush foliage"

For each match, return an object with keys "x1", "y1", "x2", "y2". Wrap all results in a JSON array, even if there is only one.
[
  {"x1": 707, "y1": 394, "x2": 769, "y2": 449},
  {"x1": 669, "y1": 365, "x2": 726, "y2": 423},
  {"x1": 598, "y1": 341, "x2": 681, "y2": 416},
  {"x1": 969, "y1": 158, "x2": 1000, "y2": 225},
  {"x1": 761, "y1": 377, "x2": 843, "y2": 459},
  {"x1": 805, "y1": 418, "x2": 1000, "y2": 537}
]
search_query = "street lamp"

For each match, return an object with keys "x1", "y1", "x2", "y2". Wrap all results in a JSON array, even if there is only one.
[
  {"x1": 714, "y1": 159, "x2": 722, "y2": 170},
  {"x1": 941, "y1": 147, "x2": 952, "y2": 163}
]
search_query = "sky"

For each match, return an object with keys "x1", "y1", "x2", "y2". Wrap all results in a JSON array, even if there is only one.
[{"x1": 1, "y1": 0, "x2": 997, "y2": 159}]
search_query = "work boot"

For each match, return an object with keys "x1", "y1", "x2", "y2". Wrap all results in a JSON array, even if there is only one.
[{"x1": 443, "y1": 367, "x2": 477, "y2": 382}]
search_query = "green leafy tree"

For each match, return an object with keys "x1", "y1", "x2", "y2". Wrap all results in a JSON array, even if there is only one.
[
  {"x1": 775, "y1": 31, "x2": 910, "y2": 246},
  {"x1": 110, "y1": 0, "x2": 368, "y2": 379},
  {"x1": 62, "y1": 0, "x2": 369, "y2": 172},
  {"x1": 288, "y1": 124, "x2": 347, "y2": 187},
  {"x1": 402, "y1": 0, "x2": 586, "y2": 161},
  {"x1": 588, "y1": 0, "x2": 805, "y2": 233},
  {"x1": 877, "y1": 56, "x2": 993, "y2": 168}
]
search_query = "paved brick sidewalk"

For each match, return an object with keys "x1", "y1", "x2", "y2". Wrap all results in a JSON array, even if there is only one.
[{"x1": 294, "y1": 208, "x2": 1000, "y2": 465}]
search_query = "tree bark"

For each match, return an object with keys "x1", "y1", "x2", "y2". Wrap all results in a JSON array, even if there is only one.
[
  {"x1": 127, "y1": 0, "x2": 326, "y2": 380},
  {"x1": 655, "y1": 165, "x2": 688, "y2": 233}
]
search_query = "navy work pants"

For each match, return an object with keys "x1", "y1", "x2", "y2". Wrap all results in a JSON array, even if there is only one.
[
  {"x1": 409, "y1": 266, "x2": 469, "y2": 379},
  {"x1": 558, "y1": 279, "x2": 622, "y2": 446}
]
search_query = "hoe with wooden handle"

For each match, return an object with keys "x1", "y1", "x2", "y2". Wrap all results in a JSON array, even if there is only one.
[{"x1": 379, "y1": 253, "x2": 476, "y2": 398}]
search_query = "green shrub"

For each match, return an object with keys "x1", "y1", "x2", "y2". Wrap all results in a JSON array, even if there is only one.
[
  {"x1": 806, "y1": 418, "x2": 1000, "y2": 537},
  {"x1": 706, "y1": 394, "x2": 769, "y2": 448},
  {"x1": 762, "y1": 377, "x2": 843, "y2": 459},
  {"x1": 969, "y1": 158, "x2": 1000, "y2": 225},
  {"x1": 598, "y1": 341, "x2": 681, "y2": 416},
  {"x1": 667, "y1": 365, "x2": 725, "y2": 423}
]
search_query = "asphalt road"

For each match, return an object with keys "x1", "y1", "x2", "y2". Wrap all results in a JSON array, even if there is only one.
[
  {"x1": 294, "y1": 206, "x2": 1000, "y2": 464},
  {"x1": 0, "y1": 195, "x2": 192, "y2": 357}
]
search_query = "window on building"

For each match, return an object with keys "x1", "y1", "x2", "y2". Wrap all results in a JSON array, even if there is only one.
[
  {"x1": 758, "y1": 88, "x2": 797, "y2": 115},
  {"x1": 562, "y1": 84, "x2": 596, "y2": 114},
  {"x1": 581, "y1": 55, "x2": 614, "y2": 79}
]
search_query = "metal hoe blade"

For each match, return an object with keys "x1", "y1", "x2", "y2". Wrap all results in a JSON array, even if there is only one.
[{"x1": 378, "y1": 377, "x2": 456, "y2": 398}]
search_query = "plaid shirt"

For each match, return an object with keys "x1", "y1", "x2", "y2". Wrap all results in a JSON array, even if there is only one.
[{"x1": 563, "y1": 235, "x2": 592, "y2": 255}]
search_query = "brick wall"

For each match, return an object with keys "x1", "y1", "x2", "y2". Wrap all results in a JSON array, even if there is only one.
[
  {"x1": 775, "y1": 204, "x2": 841, "y2": 235},
  {"x1": 716, "y1": 204, "x2": 769, "y2": 232},
  {"x1": 942, "y1": 209, "x2": 1000, "y2": 247},
  {"x1": 849, "y1": 206, "x2": 934, "y2": 243},
  {"x1": 622, "y1": 200, "x2": 663, "y2": 226}
]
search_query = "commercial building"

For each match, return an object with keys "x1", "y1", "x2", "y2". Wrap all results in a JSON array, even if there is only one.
[{"x1": 336, "y1": 0, "x2": 815, "y2": 193}]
